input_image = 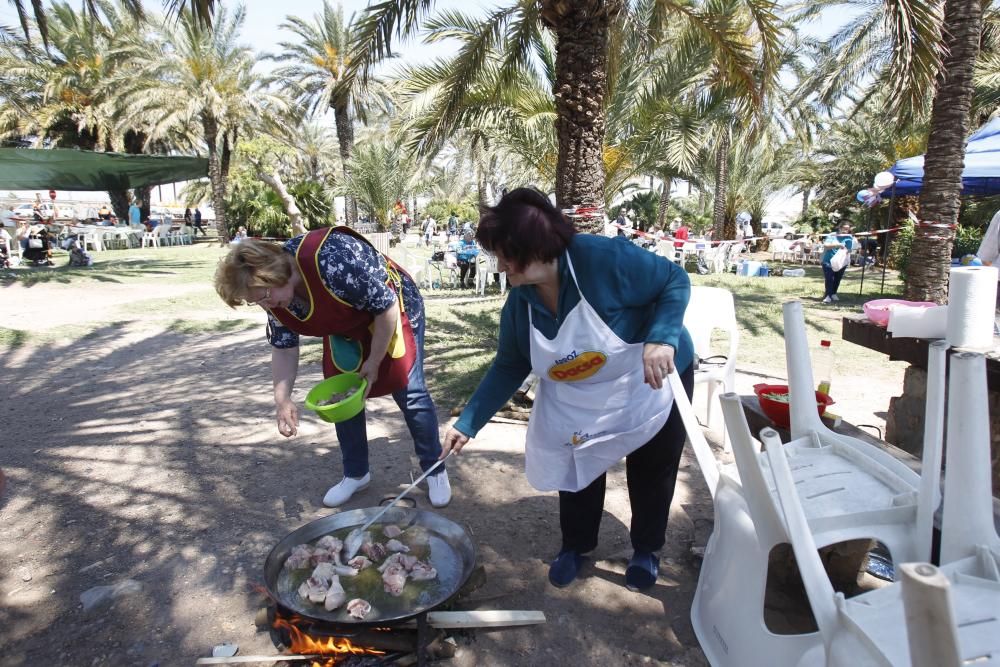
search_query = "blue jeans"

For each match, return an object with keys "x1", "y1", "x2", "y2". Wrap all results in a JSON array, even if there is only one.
[
  {"x1": 822, "y1": 262, "x2": 845, "y2": 297},
  {"x1": 334, "y1": 312, "x2": 443, "y2": 478}
]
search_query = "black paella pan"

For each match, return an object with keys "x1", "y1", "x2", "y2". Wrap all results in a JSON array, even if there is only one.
[{"x1": 263, "y1": 506, "x2": 476, "y2": 626}]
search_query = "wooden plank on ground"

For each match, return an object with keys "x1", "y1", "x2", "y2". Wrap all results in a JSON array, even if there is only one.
[{"x1": 405, "y1": 610, "x2": 546, "y2": 629}]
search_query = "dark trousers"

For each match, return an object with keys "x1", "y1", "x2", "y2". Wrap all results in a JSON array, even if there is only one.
[
  {"x1": 334, "y1": 310, "x2": 443, "y2": 478},
  {"x1": 822, "y1": 262, "x2": 846, "y2": 297},
  {"x1": 558, "y1": 364, "x2": 695, "y2": 554},
  {"x1": 458, "y1": 260, "x2": 473, "y2": 286},
  {"x1": 193, "y1": 221, "x2": 207, "y2": 236}
]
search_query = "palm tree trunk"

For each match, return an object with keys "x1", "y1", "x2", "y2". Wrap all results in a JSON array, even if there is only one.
[
  {"x1": 800, "y1": 188, "x2": 810, "y2": 219},
  {"x1": 333, "y1": 102, "x2": 358, "y2": 227},
  {"x1": 477, "y1": 165, "x2": 489, "y2": 208},
  {"x1": 203, "y1": 113, "x2": 228, "y2": 243},
  {"x1": 713, "y1": 130, "x2": 730, "y2": 239},
  {"x1": 108, "y1": 190, "x2": 130, "y2": 221},
  {"x1": 909, "y1": 0, "x2": 983, "y2": 303},
  {"x1": 656, "y1": 177, "x2": 672, "y2": 228},
  {"x1": 546, "y1": 1, "x2": 619, "y2": 233}
]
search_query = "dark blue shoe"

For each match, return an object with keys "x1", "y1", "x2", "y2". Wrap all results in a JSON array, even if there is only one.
[
  {"x1": 548, "y1": 550, "x2": 584, "y2": 588},
  {"x1": 625, "y1": 551, "x2": 659, "y2": 591}
]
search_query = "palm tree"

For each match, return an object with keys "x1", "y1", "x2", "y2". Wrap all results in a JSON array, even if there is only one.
[
  {"x1": 339, "y1": 139, "x2": 413, "y2": 230},
  {"x1": 909, "y1": 0, "x2": 984, "y2": 303},
  {"x1": 8, "y1": 0, "x2": 215, "y2": 47},
  {"x1": 267, "y1": 2, "x2": 393, "y2": 226},
  {"x1": 342, "y1": 0, "x2": 782, "y2": 226},
  {"x1": 115, "y1": 6, "x2": 278, "y2": 242},
  {"x1": 0, "y1": 2, "x2": 161, "y2": 217}
]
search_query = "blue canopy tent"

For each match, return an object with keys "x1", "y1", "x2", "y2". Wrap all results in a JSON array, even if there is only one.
[{"x1": 890, "y1": 118, "x2": 1000, "y2": 195}]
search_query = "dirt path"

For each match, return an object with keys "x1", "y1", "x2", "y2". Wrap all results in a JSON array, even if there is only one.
[{"x1": 0, "y1": 278, "x2": 908, "y2": 666}]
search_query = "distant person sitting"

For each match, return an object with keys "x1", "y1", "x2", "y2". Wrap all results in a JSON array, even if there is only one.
[
  {"x1": 232, "y1": 226, "x2": 248, "y2": 243},
  {"x1": 97, "y1": 204, "x2": 112, "y2": 222},
  {"x1": 192, "y1": 208, "x2": 207, "y2": 236},
  {"x1": 456, "y1": 230, "x2": 479, "y2": 288}
]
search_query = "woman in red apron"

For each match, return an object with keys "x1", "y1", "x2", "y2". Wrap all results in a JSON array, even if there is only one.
[
  {"x1": 441, "y1": 188, "x2": 695, "y2": 591},
  {"x1": 215, "y1": 228, "x2": 450, "y2": 508}
]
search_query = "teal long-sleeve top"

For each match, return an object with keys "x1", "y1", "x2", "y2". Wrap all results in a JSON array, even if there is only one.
[{"x1": 453, "y1": 233, "x2": 694, "y2": 437}]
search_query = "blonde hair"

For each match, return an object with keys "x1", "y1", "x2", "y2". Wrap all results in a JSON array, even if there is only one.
[{"x1": 214, "y1": 239, "x2": 293, "y2": 307}]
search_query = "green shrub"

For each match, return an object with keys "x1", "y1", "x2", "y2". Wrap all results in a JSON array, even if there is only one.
[
  {"x1": 887, "y1": 219, "x2": 914, "y2": 277},
  {"x1": 953, "y1": 224, "x2": 984, "y2": 258}
]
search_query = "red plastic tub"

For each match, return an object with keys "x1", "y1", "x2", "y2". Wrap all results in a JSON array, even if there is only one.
[{"x1": 753, "y1": 383, "x2": 835, "y2": 429}]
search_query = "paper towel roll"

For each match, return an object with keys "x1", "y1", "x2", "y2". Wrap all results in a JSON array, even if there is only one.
[
  {"x1": 946, "y1": 266, "x2": 999, "y2": 349},
  {"x1": 888, "y1": 305, "x2": 948, "y2": 339}
]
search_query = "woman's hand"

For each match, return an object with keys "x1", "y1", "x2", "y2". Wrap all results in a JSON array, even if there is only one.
[
  {"x1": 441, "y1": 427, "x2": 471, "y2": 459},
  {"x1": 643, "y1": 343, "x2": 675, "y2": 390},
  {"x1": 276, "y1": 399, "x2": 299, "y2": 437},
  {"x1": 358, "y1": 357, "x2": 381, "y2": 399}
]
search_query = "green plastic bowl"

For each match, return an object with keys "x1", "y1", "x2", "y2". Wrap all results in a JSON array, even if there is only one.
[{"x1": 304, "y1": 373, "x2": 367, "y2": 423}]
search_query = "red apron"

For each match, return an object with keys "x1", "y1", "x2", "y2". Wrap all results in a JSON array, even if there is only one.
[{"x1": 268, "y1": 227, "x2": 417, "y2": 397}]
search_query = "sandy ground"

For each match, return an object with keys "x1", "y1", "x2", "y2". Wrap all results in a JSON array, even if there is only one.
[{"x1": 0, "y1": 278, "x2": 906, "y2": 666}]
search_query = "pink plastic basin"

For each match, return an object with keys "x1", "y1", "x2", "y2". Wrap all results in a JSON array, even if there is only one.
[{"x1": 863, "y1": 299, "x2": 937, "y2": 327}]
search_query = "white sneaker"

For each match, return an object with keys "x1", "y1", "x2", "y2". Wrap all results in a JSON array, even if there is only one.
[
  {"x1": 823, "y1": 296, "x2": 833, "y2": 303},
  {"x1": 427, "y1": 470, "x2": 452, "y2": 508},
  {"x1": 323, "y1": 473, "x2": 371, "y2": 507},
  {"x1": 831, "y1": 294, "x2": 840, "y2": 302}
]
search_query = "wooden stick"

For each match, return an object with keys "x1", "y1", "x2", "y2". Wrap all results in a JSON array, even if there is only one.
[{"x1": 195, "y1": 656, "x2": 322, "y2": 665}]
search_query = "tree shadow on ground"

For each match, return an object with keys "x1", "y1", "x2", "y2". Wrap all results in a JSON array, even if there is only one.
[{"x1": 0, "y1": 324, "x2": 713, "y2": 666}]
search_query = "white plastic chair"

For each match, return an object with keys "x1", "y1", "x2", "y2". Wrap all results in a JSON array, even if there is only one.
[
  {"x1": 761, "y1": 426, "x2": 1000, "y2": 667},
  {"x1": 691, "y1": 308, "x2": 947, "y2": 667},
  {"x1": 476, "y1": 252, "x2": 507, "y2": 296},
  {"x1": 141, "y1": 229, "x2": 159, "y2": 248},
  {"x1": 683, "y1": 286, "x2": 739, "y2": 450},
  {"x1": 80, "y1": 230, "x2": 102, "y2": 252},
  {"x1": 770, "y1": 238, "x2": 792, "y2": 262}
]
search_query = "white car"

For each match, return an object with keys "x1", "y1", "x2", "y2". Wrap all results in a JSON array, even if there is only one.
[
  {"x1": 12, "y1": 203, "x2": 53, "y2": 219},
  {"x1": 760, "y1": 220, "x2": 798, "y2": 239}
]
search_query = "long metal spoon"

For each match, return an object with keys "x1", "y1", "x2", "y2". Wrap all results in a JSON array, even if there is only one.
[{"x1": 343, "y1": 451, "x2": 454, "y2": 560}]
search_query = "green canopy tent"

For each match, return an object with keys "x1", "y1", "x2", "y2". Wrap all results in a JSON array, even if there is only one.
[{"x1": 0, "y1": 148, "x2": 207, "y2": 190}]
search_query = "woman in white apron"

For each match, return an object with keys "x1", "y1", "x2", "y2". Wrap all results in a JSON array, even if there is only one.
[{"x1": 441, "y1": 188, "x2": 695, "y2": 591}]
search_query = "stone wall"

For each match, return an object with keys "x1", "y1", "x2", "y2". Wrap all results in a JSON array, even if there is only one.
[{"x1": 885, "y1": 365, "x2": 1000, "y2": 496}]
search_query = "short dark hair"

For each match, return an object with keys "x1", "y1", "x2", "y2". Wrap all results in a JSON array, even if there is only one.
[{"x1": 476, "y1": 188, "x2": 576, "y2": 270}]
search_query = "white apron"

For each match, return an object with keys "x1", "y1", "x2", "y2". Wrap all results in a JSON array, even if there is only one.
[{"x1": 525, "y1": 254, "x2": 674, "y2": 492}]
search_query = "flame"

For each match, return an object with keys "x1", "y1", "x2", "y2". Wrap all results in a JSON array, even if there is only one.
[{"x1": 273, "y1": 614, "x2": 386, "y2": 666}]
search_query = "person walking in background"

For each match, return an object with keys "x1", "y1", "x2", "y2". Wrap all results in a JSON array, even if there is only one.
[
  {"x1": 192, "y1": 207, "x2": 206, "y2": 236},
  {"x1": 672, "y1": 217, "x2": 689, "y2": 249},
  {"x1": 184, "y1": 207, "x2": 193, "y2": 227},
  {"x1": 448, "y1": 211, "x2": 459, "y2": 237},
  {"x1": 422, "y1": 215, "x2": 436, "y2": 247},
  {"x1": 821, "y1": 223, "x2": 855, "y2": 303},
  {"x1": 128, "y1": 200, "x2": 142, "y2": 228}
]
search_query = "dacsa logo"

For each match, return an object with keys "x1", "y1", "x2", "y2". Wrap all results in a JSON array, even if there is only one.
[{"x1": 548, "y1": 350, "x2": 607, "y2": 382}]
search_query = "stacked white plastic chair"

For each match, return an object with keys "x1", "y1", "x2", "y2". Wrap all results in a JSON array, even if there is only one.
[
  {"x1": 762, "y1": 407, "x2": 1000, "y2": 666},
  {"x1": 683, "y1": 286, "x2": 740, "y2": 450},
  {"x1": 691, "y1": 300, "x2": 944, "y2": 666}
]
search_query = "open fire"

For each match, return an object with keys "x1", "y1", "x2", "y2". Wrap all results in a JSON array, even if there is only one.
[
  {"x1": 275, "y1": 615, "x2": 385, "y2": 663},
  {"x1": 269, "y1": 607, "x2": 419, "y2": 667}
]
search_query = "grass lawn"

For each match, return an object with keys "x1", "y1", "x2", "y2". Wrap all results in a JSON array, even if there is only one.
[{"x1": 0, "y1": 242, "x2": 906, "y2": 401}]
